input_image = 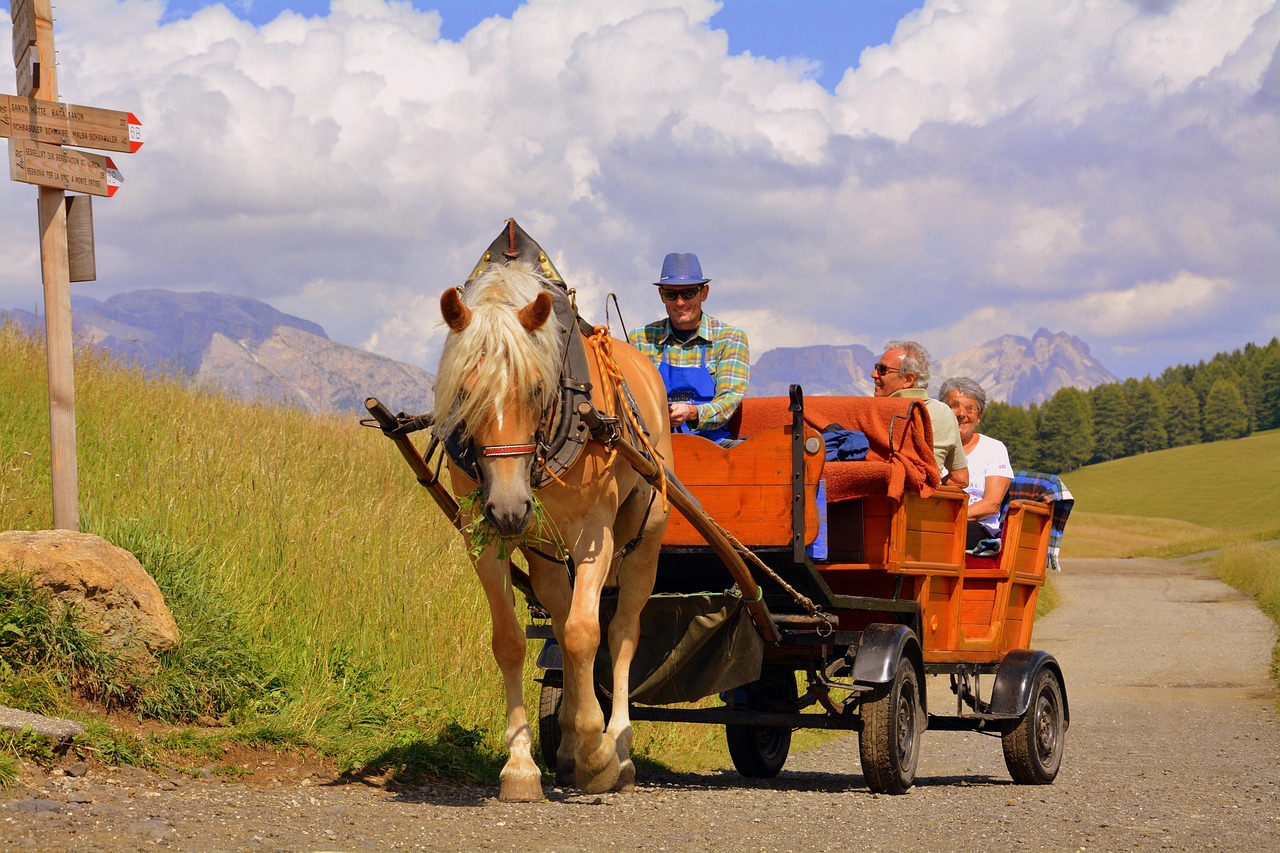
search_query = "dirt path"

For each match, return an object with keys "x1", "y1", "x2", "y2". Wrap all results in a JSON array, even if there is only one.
[{"x1": 4, "y1": 557, "x2": 1278, "y2": 851}]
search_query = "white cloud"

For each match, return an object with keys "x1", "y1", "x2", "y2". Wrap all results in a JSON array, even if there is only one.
[
  {"x1": 2, "y1": 0, "x2": 1276, "y2": 383},
  {"x1": 1065, "y1": 270, "x2": 1230, "y2": 338}
]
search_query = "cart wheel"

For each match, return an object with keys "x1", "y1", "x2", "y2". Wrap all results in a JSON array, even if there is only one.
[
  {"x1": 1002, "y1": 668, "x2": 1065, "y2": 784},
  {"x1": 858, "y1": 657, "x2": 921, "y2": 794},
  {"x1": 725, "y1": 669, "x2": 797, "y2": 778},
  {"x1": 537, "y1": 682, "x2": 562, "y2": 772}
]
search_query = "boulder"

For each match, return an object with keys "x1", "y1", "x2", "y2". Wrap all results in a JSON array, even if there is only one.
[{"x1": 0, "y1": 530, "x2": 179, "y2": 652}]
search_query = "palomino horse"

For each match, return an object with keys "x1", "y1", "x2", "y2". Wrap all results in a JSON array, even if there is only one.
[{"x1": 433, "y1": 262, "x2": 672, "y2": 801}]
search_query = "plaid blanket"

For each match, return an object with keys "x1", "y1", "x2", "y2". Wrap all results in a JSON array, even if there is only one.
[{"x1": 1004, "y1": 471, "x2": 1074, "y2": 571}]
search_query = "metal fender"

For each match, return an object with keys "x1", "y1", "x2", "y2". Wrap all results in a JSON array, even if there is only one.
[
  {"x1": 989, "y1": 649, "x2": 1070, "y2": 725},
  {"x1": 535, "y1": 637, "x2": 563, "y2": 672},
  {"x1": 852, "y1": 622, "x2": 924, "y2": 695}
]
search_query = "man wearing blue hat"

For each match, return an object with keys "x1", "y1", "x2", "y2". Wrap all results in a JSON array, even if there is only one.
[{"x1": 628, "y1": 252, "x2": 750, "y2": 444}]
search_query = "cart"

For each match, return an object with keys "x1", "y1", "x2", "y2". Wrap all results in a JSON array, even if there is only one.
[{"x1": 367, "y1": 384, "x2": 1069, "y2": 794}]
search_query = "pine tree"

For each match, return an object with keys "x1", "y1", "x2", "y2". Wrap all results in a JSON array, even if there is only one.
[
  {"x1": 1088, "y1": 383, "x2": 1130, "y2": 462},
  {"x1": 1258, "y1": 343, "x2": 1280, "y2": 431},
  {"x1": 1126, "y1": 379, "x2": 1168, "y2": 455},
  {"x1": 981, "y1": 402, "x2": 1040, "y2": 471},
  {"x1": 1164, "y1": 383, "x2": 1202, "y2": 447},
  {"x1": 1037, "y1": 387, "x2": 1094, "y2": 473},
  {"x1": 1202, "y1": 379, "x2": 1250, "y2": 441}
]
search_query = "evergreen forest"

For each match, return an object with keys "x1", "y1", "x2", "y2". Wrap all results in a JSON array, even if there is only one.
[{"x1": 977, "y1": 337, "x2": 1280, "y2": 474}]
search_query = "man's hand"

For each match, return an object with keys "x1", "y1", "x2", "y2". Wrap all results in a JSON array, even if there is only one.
[{"x1": 669, "y1": 402, "x2": 697, "y2": 428}]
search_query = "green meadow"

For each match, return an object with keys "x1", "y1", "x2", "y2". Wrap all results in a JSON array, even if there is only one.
[
  {"x1": 1063, "y1": 430, "x2": 1280, "y2": 558},
  {"x1": 2, "y1": 322, "x2": 1277, "y2": 786}
]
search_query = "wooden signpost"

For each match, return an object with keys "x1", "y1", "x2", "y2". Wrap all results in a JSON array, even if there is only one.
[{"x1": 5, "y1": 0, "x2": 144, "y2": 530}]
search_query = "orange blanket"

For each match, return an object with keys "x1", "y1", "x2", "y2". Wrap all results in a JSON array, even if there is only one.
[{"x1": 730, "y1": 396, "x2": 940, "y2": 501}]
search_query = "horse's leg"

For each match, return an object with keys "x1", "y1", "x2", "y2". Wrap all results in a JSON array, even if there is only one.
[
  {"x1": 526, "y1": 554, "x2": 577, "y2": 787},
  {"x1": 605, "y1": 484, "x2": 666, "y2": 792},
  {"x1": 474, "y1": 549, "x2": 543, "y2": 802},
  {"x1": 560, "y1": 519, "x2": 621, "y2": 793}
]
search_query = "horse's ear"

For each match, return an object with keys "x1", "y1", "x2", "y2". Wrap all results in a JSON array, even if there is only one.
[
  {"x1": 517, "y1": 291, "x2": 554, "y2": 333},
  {"x1": 441, "y1": 288, "x2": 471, "y2": 332}
]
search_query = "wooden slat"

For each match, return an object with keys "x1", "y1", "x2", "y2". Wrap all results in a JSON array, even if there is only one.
[{"x1": 662, "y1": 427, "x2": 822, "y2": 547}]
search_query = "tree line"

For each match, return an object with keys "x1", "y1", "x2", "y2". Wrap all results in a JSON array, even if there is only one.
[{"x1": 975, "y1": 337, "x2": 1280, "y2": 475}]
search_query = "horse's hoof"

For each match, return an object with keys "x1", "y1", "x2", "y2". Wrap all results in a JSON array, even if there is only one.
[
  {"x1": 499, "y1": 768, "x2": 545, "y2": 803},
  {"x1": 576, "y1": 762, "x2": 621, "y2": 794},
  {"x1": 612, "y1": 759, "x2": 636, "y2": 792},
  {"x1": 575, "y1": 742, "x2": 621, "y2": 794}
]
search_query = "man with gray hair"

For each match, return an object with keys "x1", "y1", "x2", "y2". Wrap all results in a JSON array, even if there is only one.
[{"x1": 872, "y1": 340, "x2": 969, "y2": 488}]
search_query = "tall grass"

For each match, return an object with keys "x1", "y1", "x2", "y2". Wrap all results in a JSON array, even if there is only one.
[{"x1": 2, "y1": 324, "x2": 727, "y2": 778}]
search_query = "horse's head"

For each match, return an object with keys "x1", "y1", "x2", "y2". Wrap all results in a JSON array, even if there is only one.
[{"x1": 434, "y1": 264, "x2": 561, "y2": 537}]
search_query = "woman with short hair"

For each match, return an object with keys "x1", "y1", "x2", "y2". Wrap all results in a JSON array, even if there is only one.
[{"x1": 940, "y1": 376, "x2": 1013, "y2": 550}]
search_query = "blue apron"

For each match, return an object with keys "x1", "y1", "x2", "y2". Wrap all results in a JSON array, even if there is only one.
[{"x1": 659, "y1": 342, "x2": 733, "y2": 443}]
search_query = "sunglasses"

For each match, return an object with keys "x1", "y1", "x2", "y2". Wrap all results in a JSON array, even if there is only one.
[
  {"x1": 872, "y1": 363, "x2": 903, "y2": 376},
  {"x1": 660, "y1": 285, "x2": 705, "y2": 302}
]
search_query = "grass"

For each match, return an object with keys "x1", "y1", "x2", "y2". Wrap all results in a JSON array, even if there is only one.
[
  {"x1": 1062, "y1": 430, "x2": 1280, "y2": 559},
  {"x1": 1, "y1": 323, "x2": 732, "y2": 780}
]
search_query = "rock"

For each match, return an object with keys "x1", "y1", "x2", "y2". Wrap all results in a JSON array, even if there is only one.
[
  {"x1": 0, "y1": 530, "x2": 179, "y2": 652},
  {"x1": 0, "y1": 706, "x2": 85, "y2": 741}
]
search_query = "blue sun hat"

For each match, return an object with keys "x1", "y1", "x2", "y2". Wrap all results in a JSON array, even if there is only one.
[{"x1": 654, "y1": 252, "x2": 710, "y2": 286}]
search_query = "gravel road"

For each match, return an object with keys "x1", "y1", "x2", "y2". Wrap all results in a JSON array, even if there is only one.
[{"x1": 3, "y1": 556, "x2": 1277, "y2": 852}]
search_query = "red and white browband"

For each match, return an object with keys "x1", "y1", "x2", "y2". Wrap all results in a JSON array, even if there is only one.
[{"x1": 480, "y1": 443, "x2": 538, "y2": 458}]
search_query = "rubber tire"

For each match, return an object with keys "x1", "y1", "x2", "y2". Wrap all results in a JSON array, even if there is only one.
[
  {"x1": 858, "y1": 657, "x2": 921, "y2": 795},
  {"x1": 725, "y1": 669, "x2": 797, "y2": 778},
  {"x1": 1002, "y1": 668, "x2": 1065, "y2": 784},
  {"x1": 537, "y1": 682, "x2": 562, "y2": 772}
]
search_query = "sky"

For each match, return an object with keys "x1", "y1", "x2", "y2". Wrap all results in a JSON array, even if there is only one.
[{"x1": 2, "y1": 0, "x2": 1277, "y2": 382}]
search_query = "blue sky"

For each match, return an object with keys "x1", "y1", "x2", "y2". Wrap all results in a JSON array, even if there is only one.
[
  {"x1": 159, "y1": 0, "x2": 925, "y2": 90},
  {"x1": 2, "y1": 0, "x2": 1277, "y2": 385}
]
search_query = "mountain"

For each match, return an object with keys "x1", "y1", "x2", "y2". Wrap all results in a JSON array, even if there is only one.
[
  {"x1": 747, "y1": 329, "x2": 1118, "y2": 406},
  {"x1": 934, "y1": 329, "x2": 1119, "y2": 406},
  {"x1": 3, "y1": 290, "x2": 434, "y2": 415},
  {"x1": 748, "y1": 343, "x2": 877, "y2": 397}
]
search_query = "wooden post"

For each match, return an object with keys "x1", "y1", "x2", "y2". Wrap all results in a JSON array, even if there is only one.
[
  {"x1": 7, "y1": 3, "x2": 143, "y2": 531},
  {"x1": 19, "y1": 0, "x2": 78, "y2": 530}
]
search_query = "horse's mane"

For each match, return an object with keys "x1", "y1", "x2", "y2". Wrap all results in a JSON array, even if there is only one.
[{"x1": 433, "y1": 263, "x2": 564, "y2": 442}]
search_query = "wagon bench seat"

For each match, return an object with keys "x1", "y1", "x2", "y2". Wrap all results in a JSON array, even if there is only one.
[
  {"x1": 730, "y1": 395, "x2": 940, "y2": 503},
  {"x1": 662, "y1": 395, "x2": 941, "y2": 547}
]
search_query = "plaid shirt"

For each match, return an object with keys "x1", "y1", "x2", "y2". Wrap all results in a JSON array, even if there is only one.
[{"x1": 627, "y1": 314, "x2": 750, "y2": 432}]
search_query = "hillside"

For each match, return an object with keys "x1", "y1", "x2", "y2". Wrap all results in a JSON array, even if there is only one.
[{"x1": 1061, "y1": 429, "x2": 1280, "y2": 557}]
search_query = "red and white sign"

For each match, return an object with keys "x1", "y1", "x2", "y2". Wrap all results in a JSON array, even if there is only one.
[{"x1": 8, "y1": 137, "x2": 122, "y2": 198}]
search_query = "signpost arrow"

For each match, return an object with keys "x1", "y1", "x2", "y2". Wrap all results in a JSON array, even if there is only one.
[
  {"x1": 0, "y1": 94, "x2": 144, "y2": 153},
  {"x1": 8, "y1": 137, "x2": 122, "y2": 197}
]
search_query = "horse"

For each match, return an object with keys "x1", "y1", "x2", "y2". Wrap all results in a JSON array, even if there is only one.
[{"x1": 433, "y1": 262, "x2": 672, "y2": 801}]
